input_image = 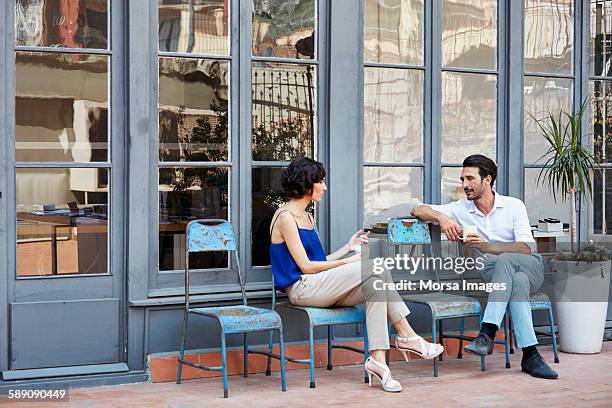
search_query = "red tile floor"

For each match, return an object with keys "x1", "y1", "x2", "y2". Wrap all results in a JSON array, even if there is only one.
[{"x1": 3, "y1": 343, "x2": 611, "y2": 408}]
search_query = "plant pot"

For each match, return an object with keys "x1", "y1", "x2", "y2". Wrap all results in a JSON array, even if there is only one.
[{"x1": 552, "y1": 260, "x2": 611, "y2": 354}]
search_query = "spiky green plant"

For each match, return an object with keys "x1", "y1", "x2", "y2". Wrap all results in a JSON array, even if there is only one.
[{"x1": 528, "y1": 98, "x2": 596, "y2": 252}]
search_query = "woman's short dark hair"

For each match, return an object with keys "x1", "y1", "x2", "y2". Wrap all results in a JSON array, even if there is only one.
[
  {"x1": 281, "y1": 157, "x2": 326, "y2": 199},
  {"x1": 462, "y1": 154, "x2": 497, "y2": 188}
]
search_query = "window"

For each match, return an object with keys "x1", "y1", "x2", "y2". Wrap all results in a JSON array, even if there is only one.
[{"x1": 14, "y1": 0, "x2": 111, "y2": 277}]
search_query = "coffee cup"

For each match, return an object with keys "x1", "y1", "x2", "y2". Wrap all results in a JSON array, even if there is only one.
[{"x1": 462, "y1": 225, "x2": 478, "y2": 240}]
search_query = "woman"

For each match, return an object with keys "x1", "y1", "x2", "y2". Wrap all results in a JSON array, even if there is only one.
[{"x1": 270, "y1": 157, "x2": 443, "y2": 392}]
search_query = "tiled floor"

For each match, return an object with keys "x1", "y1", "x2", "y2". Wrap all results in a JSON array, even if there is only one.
[{"x1": 3, "y1": 343, "x2": 611, "y2": 408}]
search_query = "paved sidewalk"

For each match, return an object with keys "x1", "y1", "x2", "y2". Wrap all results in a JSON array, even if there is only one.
[{"x1": 3, "y1": 343, "x2": 611, "y2": 408}]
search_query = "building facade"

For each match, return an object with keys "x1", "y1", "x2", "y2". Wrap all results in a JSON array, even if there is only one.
[{"x1": 0, "y1": 0, "x2": 610, "y2": 386}]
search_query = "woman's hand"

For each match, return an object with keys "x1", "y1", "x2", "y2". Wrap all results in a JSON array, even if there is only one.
[{"x1": 347, "y1": 230, "x2": 369, "y2": 252}]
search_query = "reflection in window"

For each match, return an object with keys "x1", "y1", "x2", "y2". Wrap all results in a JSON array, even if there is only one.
[
  {"x1": 158, "y1": 167, "x2": 229, "y2": 271},
  {"x1": 364, "y1": 67, "x2": 423, "y2": 163},
  {"x1": 252, "y1": 62, "x2": 316, "y2": 161},
  {"x1": 364, "y1": 0, "x2": 424, "y2": 65},
  {"x1": 363, "y1": 167, "x2": 423, "y2": 227},
  {"x1": 591, "y1": 1, "x2": 612, "y2": 77},
  {"x1": 252, "y1": 0, "x2": 315, "y2": 59},
  {"x1": 591, "y1": 80, "x2": 612, "y2": 164},
  {"x1": 16, "y1": 52, "x2": 109, "y2": 163},
  {"x1": 524, "y1": 0, "x2": 574, "y2": 74},
  {"x1": 441, "y1": 72, "x2": 497, "y2": 164},
  {"x1": 16, "y1": 168, "x2": 109, "y2": 277},
  {"x1": 16, "y1": 0, "x2": 108, "y2": 49},
  {"x1": 441, "y1": 167, "x2": 465, "y2": 204},
  {"x1": 442, "y1": 0, "x2": 497, "y2": 69},
  {"x1": 158, "y1": 57, "x2": 229, "y2": 162},
  {"x1": 593, "y1": 169, "x2": 611, "y2": 234},
  {"x1": 252, "y1": 167, "x2": 287, "y2": 266},
  {"x1": 524, "y1": 76, "x2": 573, "y2": 163},
  {"x1": 524, "y1": 168, "x2": 570, "y2": 233},
  {"x1": 158, "y1": 0, "x2": 229, "y2": 55}
]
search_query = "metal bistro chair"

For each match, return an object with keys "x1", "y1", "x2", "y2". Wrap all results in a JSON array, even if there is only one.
[
  {"x1": 385, "y1": 217, "x2": 510, "y2": 376},
  {"x1": 176, "y1": 220, "x2": 287, "y2": 398},
  {"x1": 271, "y1": 277, "x2": 370, "y2": 388},
  {"x1": 507, "y1": 292, "x2": 560, "y2": 363}
]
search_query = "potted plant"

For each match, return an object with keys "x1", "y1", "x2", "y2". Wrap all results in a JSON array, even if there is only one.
[{"x1": 531, "y1": 99, "x2": 611, "y2": 354}]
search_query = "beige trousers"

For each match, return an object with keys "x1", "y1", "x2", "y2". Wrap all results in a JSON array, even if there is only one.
[{"x1": 286, "y1": 260, "x2": 410, "y2": 351}]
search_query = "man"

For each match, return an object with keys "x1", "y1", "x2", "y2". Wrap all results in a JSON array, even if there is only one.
[{"x1": 411, "y1": 154, "x2": 558, "y2": 379}]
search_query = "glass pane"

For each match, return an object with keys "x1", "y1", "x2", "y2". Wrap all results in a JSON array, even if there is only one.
[
  {"x1": 441, "y1": 167, "x2": 465, "y2": 204},
  {"x1": 441, "y1": 72, "x2": 497, "y2": 164},
  {"x1": 590, "y1": 0, "x2": 612, "y2": 77},
  {"x1": 16, "y1": 168, "x2": 109, "y2": 277},
  {"x1": 364, "y1": 67, "x2": 423, "y2": 163},
  {"x1": 524, "y1": 0, "x2": 574, "y2": 74},
  {"x1": 363, "y1": 167, "x2": 423, "y2": 227},
  {"x1": 593, "y1": 169, "x2": 611, "y2": 234},
  {"x1": 252, "y1": 62, "x2": 316, "y2": 161},
  {"x1": 590, "y1": 80, "x2": 612, "y2": 164},
  {"x1": 159, "y1": 57, "x2": 229, "y2": 162},
  {"x1": 442, "y1": 0, "x2": 497, "y2": 69},
  {"x1": 252, "y1": 167, "x2": 287, "y2": 267},
  {"x1": 16, "y1": 52, "x2": 109, "y2": 162},
  {"x1": 252, "y1": 0, "x2": 315, "y2": 59},
  {"x1": 158, "y1": 0, "x2": 229, "y2": 55},
  {"x1": 524, "y1": 76, "x2": 573, "y2": 164},
  {"x1": 159, "y1": 167, "x2": 229, "y2": 271},
  {"x1": 16, "y1": 0, "x2": 108, "y2": 49},
  {"x1": 364, "y1": 0, "x2": 424, "y2": 65},
  {"x1": 524, "y1": 168, "x2": 570, "y2": 230}
]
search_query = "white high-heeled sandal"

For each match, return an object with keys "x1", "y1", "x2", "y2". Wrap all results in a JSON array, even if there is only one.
[
  {"x1": 395, "y1": 335, "x2": 444, "y2": 361},
  {"x1": 364, "y1": 357, "x2": 402, "y2": 393}
]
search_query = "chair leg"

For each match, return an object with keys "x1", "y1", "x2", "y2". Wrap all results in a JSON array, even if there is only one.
[
  {"x1": 432, "y1": 319, "x2": 438, "y2": 377},
  {"x1": 266, "y1": 329, "x2": 274, "y2": 376},
  {"x1": 363, "y1": 323, "x2": 369, "y2": 384},
  {"x1": 327, "y1": 325, "x2": 333, "y2": 370},
  {"x1": 279, "y1": 328, "x2": 287, "y2": 392},
  {"x1": 221, "y1": 333, "x2": 229, "y2": 398},
  {"x1": 438, "y1": 320, "x2": 444, "y2": 362},
  {"x1": 478, "y1": 312, "x2": 485, "y2": 372},
  {"x1": 547, "y1": 306, "x2": 560, "y2": 363},
  {"x1": 309, "y1": 324, "x2": 316, "y2": 388},
  {"x1": 385, "y1": 323, "x2": 391, "y2": 365},
  {"x1": 502, "y1": 315, "x2": 511, "y2": 369},
  {"x1": 243, "y1": 332, "x2": 249, "y2": 377},
  {"x1": 457, "y1": 317, "x2": 465, "y2": 359},
  {"x1": 176, "y1": 313, "x2": 188, "y2": 384},
  {"x1": 508, "y1": 315, "x2": 515, "y2": 354}
]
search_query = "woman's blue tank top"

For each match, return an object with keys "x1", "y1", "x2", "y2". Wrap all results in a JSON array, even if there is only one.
[{"x1": 270, "y1": 211, "x2": 326, "y2": 291}]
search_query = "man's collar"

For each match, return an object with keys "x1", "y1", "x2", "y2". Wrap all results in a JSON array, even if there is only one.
[{"x1": 467, "y1": 191, "x2": 503, "y2": 214}]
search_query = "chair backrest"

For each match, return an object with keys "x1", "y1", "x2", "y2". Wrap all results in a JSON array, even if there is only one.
[{"x1": 184, "y1": 219, "x2": 246, "y2": 308}]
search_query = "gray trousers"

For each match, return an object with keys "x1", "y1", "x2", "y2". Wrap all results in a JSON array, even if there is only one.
[
  {"x1": 480, "y1": 253, "x2": 545, "y2": 348},
  {"x1": 286, "y1": 260, "x2": 410, "y2": 351}
]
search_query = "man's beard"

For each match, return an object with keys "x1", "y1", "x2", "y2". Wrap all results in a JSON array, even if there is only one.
[{"x1": 464, "y1": 184, "x2": 483, "y2": 201}]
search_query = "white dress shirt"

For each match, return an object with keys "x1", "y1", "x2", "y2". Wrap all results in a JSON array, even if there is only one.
[{"x1": 428, "y1": 192, "x2": 537, "y2": 255}]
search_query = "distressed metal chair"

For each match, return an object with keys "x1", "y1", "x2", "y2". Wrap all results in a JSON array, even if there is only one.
[
  {"x1": 176, "y1": 220, "x2": 286, "y2": 398},
  {"x1": 507, "y1": 292, "x2": 560, "y2": 363},
  {"x1": 385, "y1": 217, "x2": 510, "y2": 376},
  {"x1": 271, "y1": 278, "x2": 369, "y2": 388}
]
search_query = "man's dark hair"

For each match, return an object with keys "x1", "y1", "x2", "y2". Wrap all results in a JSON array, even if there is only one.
[
  {"x1": 281, "y1": 157, "x2": 326, "y2": 199},
  {"x1": 463, "y1": 154, "x2": 497, "y2": 188}
]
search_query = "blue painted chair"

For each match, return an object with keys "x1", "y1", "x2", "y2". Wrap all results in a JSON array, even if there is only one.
[
  {"x1": 385, "y1": 217, "x2": 511, "y2": 376},
  {"x1": 507, "y1": 292, "x2": 560, "y2": 363},
  {"x1": 271, "y1": 278, "x2": 370, "y2": 388},
  {"x1": 176, "y1": 220, "x2": 286, "y2": 398}
]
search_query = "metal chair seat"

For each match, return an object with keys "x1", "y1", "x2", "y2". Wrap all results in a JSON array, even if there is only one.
[
  {"x1": 190, "y1": 305, "x2": 282, "y2": 334},
  {"x1": 279, "y1": 304, "x2": 365, "y2": 326},
  {"x1": 528, "y1": 292, "x2": 552, "y2": 309},
  {"x1": 401, "y1": 292, "x2": 482, "y2": 319}
]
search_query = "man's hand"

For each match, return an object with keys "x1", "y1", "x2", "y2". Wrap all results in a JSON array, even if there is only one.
[
  {"x1": 440, "y1": 215, "x2": 463, "y2": 241},
  {"x1": 464, "y1": 233, "x2": 491, "y2": 252}
]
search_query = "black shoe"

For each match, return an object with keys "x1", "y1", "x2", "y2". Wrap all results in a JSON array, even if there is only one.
[
  {"x1": 464, "y1": 333, "x2": 494, "y2": 357},
  {"x1": 521, "y1": 353, "x2": 558, "y2": 379}
]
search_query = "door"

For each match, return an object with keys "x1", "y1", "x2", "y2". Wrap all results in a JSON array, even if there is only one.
[{"x1": 2, "y1": 0, "x2": 127, "y2": 377}]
